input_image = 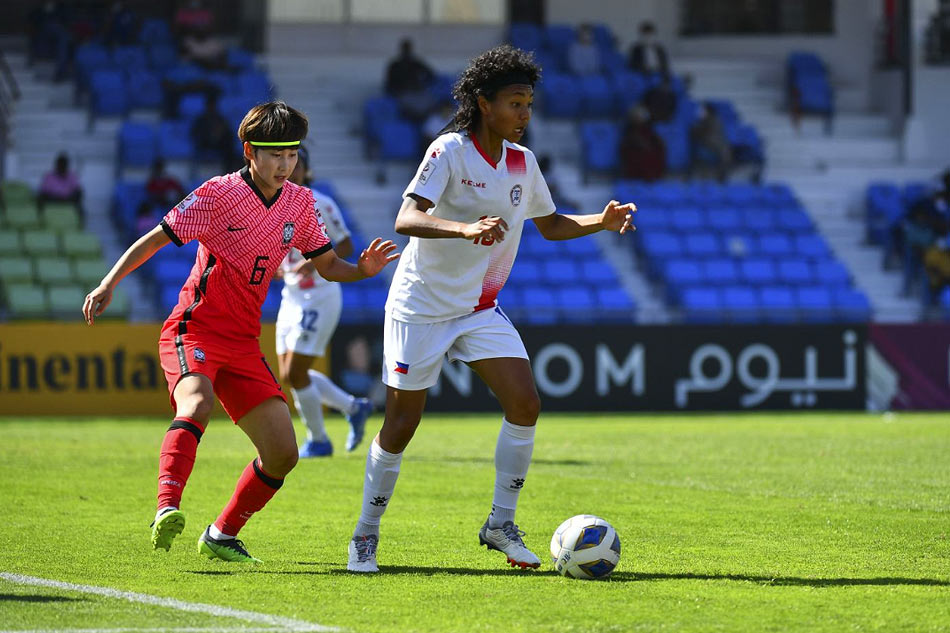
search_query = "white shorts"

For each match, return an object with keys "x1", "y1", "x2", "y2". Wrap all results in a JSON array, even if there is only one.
[
  {"x1": 275, "y1": 283, "x2": 342, "y2": 358},
  {"x1": 383, "y1": 306, "x2": 528, "y2": 391}
]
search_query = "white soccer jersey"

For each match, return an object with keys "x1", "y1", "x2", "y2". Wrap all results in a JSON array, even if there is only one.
[
  {"x1": 386, "y1": 132, "x2": 556, "y2": 323},
  {"x1": 280, "y1": 188, "x2": 351, "y2": 297}
]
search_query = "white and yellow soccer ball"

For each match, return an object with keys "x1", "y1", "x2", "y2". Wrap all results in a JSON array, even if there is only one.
[{"x1": 550, "y1": 515, "x2": 621, "y2": 579}]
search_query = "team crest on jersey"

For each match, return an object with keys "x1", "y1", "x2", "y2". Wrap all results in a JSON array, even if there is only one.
[
  {"x1": 193, "y1": 348, "x2": 206, "y2": 363},
  {"x1": 282, "y1": 222, "x2": 295, "y2": 244},
  {"x1": 176, "y1": 192, "x2": 197, "y2": 213},
  {"x1": 510, "y1": 184, "x2": 523, "y2": 207},
  {"x1": 418, "y1": 160, "x2": 437, "y2": 185}
]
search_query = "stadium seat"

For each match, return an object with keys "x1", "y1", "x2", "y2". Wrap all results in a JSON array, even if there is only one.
[
  {"x1": 580, "y1": 121, "x2": 620, "y2": 181},
  {"x1": 63, "y1": 232, "x2": 102, "y2": 259},
  {"x1": 653, "y1": 121, "x2": 691, "y2": 172},
  {"x1": 106, "y1": 287, "x2": 131, "y2": 318},
  {"x1": 227, "y1": 47, "x2": 255, "y2": 70},
  {"x1": 611, "y1": 71, "x2": 649, "y2": 113},
  {"x1": 670, "y1": 207, "x2": 704, "y2": 232},
  {"x1": 508, "y1": 260, "x2": 542, "y2": 286},
  {"x1": 1, "y1": 180, "x2": 34, "y2": 205},
  {"x1": 684, "y1": 234, "x2": 721, "y2": 258},
  {"x1": 127, "y1": 69, "x2": 164, "y2": 110},
  {"x1": 42, "y1": 202, "x2": 81, "y2": 231},
  {"x1": 581, "y1": 260, "x2": 619, "y2": 285},
  {"x1": 776, "y1": 207, "x2": 813, "y2": 233},
  {"x1": 140, "y1": 18, "x2": 173, "y2": 46},
  {"x1": 865, "y1": 182, "x2": 903, "y2": 245},
  {"x1": 112, "y1": 46, "x2": 147, "y2": 72},
  {"x1": 556, "y1": 287, "x2": 596, "y2": 322},
  {"x1": 833, "y1": 288, "x2": 872, "y2": 322},
  {"x1": 579, "y1": 75, "x2": 614, "y2": 118},
  {"x1": 777, "y1": 259, "x2": 813, "y2": 285},
  {"x1": 709, "y1": 206, "x2": 742, "y2": 233},
  {"x1": 147, "y1": 43, "x2": 178, "y2": 72},
  {"x1": 47, "y1": 285, "x2": 86, "y2": 318},
  {"x1": 73, "y1": 260, "x2": 108, "y2": 286},
  {"x1": 74, "y1": 43, "x2": 113, "y2": 89},
  {"x1": 89, "y1": 69, "x2": 129, "y2": 117},
  {"x1": 542, "y1": 260, "x2": 581, "y2": 284},
  {"x1": 541, "y1": 73, "x2": 582, "y2": 119},
  {"x1": 794, "y1": 234, "x2": 831, "y2": 259},
  {"x1": 22, "y1": 230, "x2": 59, "y2": 255},
  {"x1": 680, "y1": 287, "x2": 722, "y2": 323},
  {"x1": 758, "y1": 233, "x2": 794, "y2": 257},
  {"x1": 812, "y1": 258, "x2": 851, "y2": 288},
  {"x1": 665, "y1": 259, "x2": 703, "y2": 298},
  {"x1": 741, "y1": 208, "x2": 776, "y2": 232},
  {"x1": 158, "y1": 120, "x2": 196, "y2": 160},
  {"x1": 236, "y1": 71, "x2": 272, "y2": 101},
  {"x1": 543, "y1": 24, "x2": 576, "y2": 69},
  {"x1": 796, "y1": 286, "x2": 834, "y2": 322},
  {"x1": 739, "y1": 258, "x2": 777, "y2": 285},
  {"x1": 701, "y1": 258, "x2": 739, "y2": 286},
  {"x1": 0, "y1": 231, "x2": 22, "y2": 256},
  {"x1": 177, "y1": 92, "x2": 207, "y2": 120},
  {"x1": 509, "y1": 23, "x2": 543, "y2": 52},
  {"x1": 0, "y1": 258, "x2": 33, "y2": 285},
  {"x1": 34, "y1": 257, "x2": 75, "y2": 286},
  {"x1": 378, "y1": 120, "x2": 420, "y2": 160},
  {"x1": 595, "y1": 287, "x2": 635, "y2": 315},
  {"x1": 759, "y1": 286, "x2": 797, "y2": 323},
  {"x1": 722, "y1": 286, "x2": 759, "y2": 322},
  {"x1": 640, "y1": 232, "x2": 683, "y2": 261},
  {"x1": 119, "y1": 122, "x2": 158, "y2": 170},
  {"x1": 4, "y1": 285, "x2": 48, "y2": 318}
]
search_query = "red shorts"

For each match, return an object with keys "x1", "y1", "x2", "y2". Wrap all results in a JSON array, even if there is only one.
[{"x1": 158, "y1": 330, "x2": 285, "y2": 422}]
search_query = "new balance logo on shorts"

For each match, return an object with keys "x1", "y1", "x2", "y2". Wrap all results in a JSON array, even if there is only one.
[{"x1": 394, "y1": 361, "x2": 409, "y2": 375}]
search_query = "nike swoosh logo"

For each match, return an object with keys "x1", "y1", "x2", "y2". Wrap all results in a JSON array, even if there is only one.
[{"x1": 227, "y1": 226, "x2": 246, "y2": 232}]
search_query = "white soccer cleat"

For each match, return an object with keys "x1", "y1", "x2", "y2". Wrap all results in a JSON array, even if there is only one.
[
  {"x1": 478, "y1": 519, "x2": 541, "y2": 569},
  {"x1": 347, "y1": 535, "x2": 379, "y2": 573}
]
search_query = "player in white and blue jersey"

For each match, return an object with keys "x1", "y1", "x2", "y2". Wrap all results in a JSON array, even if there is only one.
[{"x1": 346, "y1": 46, "x2": 636, "y2": 572}]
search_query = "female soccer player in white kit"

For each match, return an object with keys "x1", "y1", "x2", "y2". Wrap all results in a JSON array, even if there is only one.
[
  {"x1": 347, "y1": 45, "x2": 635, "y2": 572},
  {"x1": 276, "y1": 146, "x2": 373, "y2": 457}
]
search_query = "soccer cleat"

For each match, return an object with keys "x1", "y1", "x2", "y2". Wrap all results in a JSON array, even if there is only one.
[
  {"x1": 347, "y1": 535, "x2": 379, "y2": 572},
  {"x1": 345, "y1": 398, "x2": 373, "y2": 452},
  {"x1": 197, "y1": 526, "x2": 261, "y2": 563},
  {"x1": 299, "y1": 438, "x2": 333, "y2": 458},
  {"x1": 478, "y1": 519, "x2": 541, "y2": 569},
  {"x1": 151, "y1": 508, "x2": 185, "y2": 552}
]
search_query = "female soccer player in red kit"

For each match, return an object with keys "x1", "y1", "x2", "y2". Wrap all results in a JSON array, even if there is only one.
[{"x1": 83, "y1": 101, "x2": 399, "y2": 562}]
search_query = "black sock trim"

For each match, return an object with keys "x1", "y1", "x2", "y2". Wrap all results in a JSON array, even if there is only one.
[
  {"x1": 168, "y1": 419, "x2": 204, "y2": 443},
  {"x1": 252, "y1": 458, "x2": 283, "y2": 490}
]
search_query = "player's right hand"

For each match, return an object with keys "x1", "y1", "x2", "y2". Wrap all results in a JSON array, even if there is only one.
[
  {"x1": 82, "y1": 284, "x2": 113, "y2": 325},
  {"x1": 463, "y1": 216, "x2": 508, "y2": 243}
]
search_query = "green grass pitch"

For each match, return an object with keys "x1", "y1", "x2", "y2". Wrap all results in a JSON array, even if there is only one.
[{"x1": 1, "y1": 412, "x2": 948, "y2": 632}]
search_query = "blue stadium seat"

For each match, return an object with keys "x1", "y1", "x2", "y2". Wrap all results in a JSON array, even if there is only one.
[
  {"x1": 364, "y1": 96, "x2": 401, "y2": 144},
  {"x1": 684, "y1": 234, "x2": 721, "y2": 258},
  {"x1": 89, "y1": 70, "x2": 128, "y2": 117},
  {"x1": 579, "y1": 75, "x2": 614, "y2": 118},
  {"x1": 140, "y1": 18, "x2": 173, "y2": 46},
  {"x1": 158, "y1": 120, "x2": 196, "y2": 160},
  {"x1": 777, "y1": 258, "x2": 813, "y2": 285},
  {"x1": 759, "y1": 286, "x2": 797, "y2": 323},
  {"x1": 160, "y1": 283, "x2": 183, "y2": 314},
  {"x1": 522, "y1": 288, "x2": 559, "y2": 323},
  {"x1": 581, "y1": 260, "x2": 619, "y2": 285},
  {"x1": 147, "y1": 44, "x2": 178, "y2": 72},
  {"x1": 812, "y1": 258, "x2": 851, "y2": 288},
  {"x1": 776, "y1": 207, "x2": 813, "y2": 233},
  {"x1": 379, "y1": 120, "x2": 420, "y2": 161},
  {"x1": 557, "y1": 288, "x2": 596, "y2": 322},
  {"x1": 641, "y1": 232, "x2": 684, "y2": 261},
  {"x1": 595, "y1": 287, "x2": 635, "y2": 314},
  {"x1": 569, "y1": 235, "x2": 600, "y2": 257},
  {"x1": 722, "y1": 286, "x2": 759, "y2": 322},
  {"x1": 680, "y1": 287, "x2": 722, "y2": 323},
  {"x1": 741, "y1": 208, "x2": 776, "y2": 232},
  {"x1": 112, "y1": 46, "x2": 147, "y2": 72},
  {"x1": 670, "y1": 207, "x2": 704, "y2": 232},
  {"x1": 865, "y1": 182, "x2": 903, "y2": 245},
  {"x1": 227, "y1": 47, "x2": 255, "y2": 70},
  {"x1": 665, "y1": 260, "x2": 703, "y2": 299},
  {"x1": 653, "y1": 121, "x2": 691, "y2": 172},
  {"x1": 118, "y1": 122, "x2": 157, "y2": 170},
  {"x1": 739, "y1": 258, "x2": 777, "y2": 285},
  {"x1": 542, "y1": 260, "x2": 581, "y2": 284},
  {"x1": 75, "y1": 43, "x2": 113, "y2": 88},
  {"x1": 723, "y1": 233, "x2": 756, "y2": 258},
  {"x1": 154, "y1": 259, "x2": 194, "y2": 286},
  {"x1": 543, "y1": 24, "x2": 576, "y2": 69},
  {"x1": 580, "y1": 121, "x2": 620, "y2": 181},
  {"x1": 758, "y1": 233, "x2": 794, "y2": 257},
  {"x1": 236, "y1": 71, "x2": 272, "y2": 101},
  {"x1": 163, "y1": 63, "x2": 204, "y2": 85},
  {"x1": 509, "y1": 23, "x2": 543, "y2": 52},
  {"x1": 796, "y1": 286, "x2": 834, "y2": 322},
  {"x1": 702, "y1": 258, "x2": 739, "y2": 285},
  {"x1": 833, "y1": 288, "x2": 872, "y2": 322},
  {"x1": 126, "y1": 69, "x2": 164, "y2": 110},
  {"x1": 795, "y1": 234, "x2": 831, "y2": 259},
  {"x1": 177, "y1": 93, "x2": 207, "y2": 120},
  {"x1": 709, "y1": 206, "x2": 742, "y2": 233},
  {"x1": 508, "y1": 260, "x2": 543, "y2": 286},
  {"x1": 611, "y1": 71, "x2": 649, "y2": 114},
  {"x1": 541, "y1": 73, "x2": 582, "y2": 118}
]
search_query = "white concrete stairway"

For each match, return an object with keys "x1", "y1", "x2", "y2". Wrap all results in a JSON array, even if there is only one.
[{"x1": 679, "y1": 57, "x2": 926, "y2": 322}]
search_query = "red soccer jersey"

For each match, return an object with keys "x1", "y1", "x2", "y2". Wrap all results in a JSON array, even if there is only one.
[{"x1": 160, "y1": 167, "x2": 332, "y2": 342}]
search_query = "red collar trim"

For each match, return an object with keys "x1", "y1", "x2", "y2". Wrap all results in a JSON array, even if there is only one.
[{"x1": 469, "y1": 133, "x2": 500, "y2": 169}]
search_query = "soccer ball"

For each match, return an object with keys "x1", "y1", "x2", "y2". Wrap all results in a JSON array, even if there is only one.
[{"x1": 550, "y1": 515, "x2": 621, "y2": 579}]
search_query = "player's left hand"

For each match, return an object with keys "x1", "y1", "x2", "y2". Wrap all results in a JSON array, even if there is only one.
[
  {"x1": 357, "y1": 237, "x2": 400, "y2": 278},
  {"x1": 600, "y1": 200, "x2": 636, "y2": 235}
]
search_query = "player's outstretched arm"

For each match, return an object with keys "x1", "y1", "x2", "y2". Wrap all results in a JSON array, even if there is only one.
[
  {"x1": 83, "y1": 225, "x2": 171, "y2": 325},
  {"x1": 311, "y1": 238, "x2": 399, "y2": 283},
  {"x1": 533, "y1": 200, "x2": 636, "y2": 241},
  {"x1": 395, "y1": 194, "x2": 509, "y2": 242}
]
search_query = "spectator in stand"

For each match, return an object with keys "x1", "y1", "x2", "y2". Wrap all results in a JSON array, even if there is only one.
[
  {"x1": 28, "y1": 2, "x2": 72, "y2": 80},
  {"x1": 422, "y1": 100, "x2": 455, "y2": 148},
  {"x1": 619, "y1": 106, "x2": 666, "y2": 182},
  {"x1": 190, "y1": 93, "x2": 235, "y2": 173},
  {"x1": 146, "y1": 159, "x2": 185, "y2": 207},
  {"x1": 691, "y1": 102, "x2": 733, "y2": 182},
  {"x1": 384, "y1": 38, "x2": 436, "y2": 122},
  {"x1": 181, "y1": 26, "x2": 228, "y2": 70},
  {"x1": 537, "y1": 155, "x2": 580, "y2": 210},
  {"x1": 38, "y1": 152, "x2": 84, "y2": 226},
  {"x1": 567, "y1": 24, "x2": 602, "y2": 76},
  {"x1": 173, "y1": 0, "x2": 215, "y2": 40},
  {"x1": 135, "y1": 200, "x2": 163, "y2": 235},
  {"x1": 644, "y1": 75, "x2": 677, "y2": 123},
  {"x1": 628, "y1": 21, "x2": 670, "y2": 78},
  {"x1": 102, "y1": 1, "x2": 138, "y2": 48}
]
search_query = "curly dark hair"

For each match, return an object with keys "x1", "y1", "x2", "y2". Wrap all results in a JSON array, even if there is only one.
[{"x1": 443, "y1": 45, "x2": 541, "y2": 135}]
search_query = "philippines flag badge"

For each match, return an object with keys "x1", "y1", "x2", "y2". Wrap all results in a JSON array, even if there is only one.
[{"x1": 394, "y1": 361, "x2": 409, "y2": 375}]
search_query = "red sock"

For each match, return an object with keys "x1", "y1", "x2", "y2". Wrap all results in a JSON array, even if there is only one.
[
  {"x1": 214, "y1": 458, "x2": 284, "y2": 537},
  {"x1": 156, "y1": 417, "x2": 206, "y2": 511}
]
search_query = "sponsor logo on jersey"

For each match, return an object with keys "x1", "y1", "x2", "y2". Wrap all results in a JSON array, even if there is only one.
[
  {"x1": 431, "y1": 148, "x2": 442, "y2": 158},
  {"x1": 176, "y1": 192, "x2": 197, "y2": 213},
  {"x1": 282, "y1": 222, "x2": 295, "y2": 244},
  {"x1": 461, "y1": 178, "x2": 486, "y2": 189},
  {"x1": 418, "y1": 160, "x2": 437, "y2": 185},
  {"x1": 193, "y1": 348, "x2": 206, "y2": 363},
  {"x1": 510, "y1": 184, "x2": 523, "y2": 206},
  {"x1": 394, "y1": 361, "x2": 410, "y2": 375}
]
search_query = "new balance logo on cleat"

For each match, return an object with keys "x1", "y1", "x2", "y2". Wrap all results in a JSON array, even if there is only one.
[
  {"x1": 478, "y1": 519, "x2": 540, "y2": 569},
  {"x1": 510, "y1": 478, "x2": 525, "y2": 490},
  {"x1": 370, "y1": 495, "x2": 388, "y2": 507}
]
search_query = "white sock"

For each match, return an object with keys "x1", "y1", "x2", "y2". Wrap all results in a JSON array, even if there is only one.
[
  {"x1": 208, "y1": 524, "x2": 234, "y2": 540},
  {"x1": 309, "y1": 369, "x2": 356, "y2": 414},
  {"x1": 353, "y1": 439, "x2": 402, "y2": 538},
  {"x1": 155, "y1": 506, "x2": 177, "y2": 522},
  {"x1": 489, "y1": 419, "x2": 535, "y2": 528},
  {"x1": 291, "y1": 381, "x2": 327, "y2": 442}
]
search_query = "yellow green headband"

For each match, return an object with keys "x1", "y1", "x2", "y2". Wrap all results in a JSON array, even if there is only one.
[{"x1": 247, "y1": 140, "x2": 301, "y2": 147}]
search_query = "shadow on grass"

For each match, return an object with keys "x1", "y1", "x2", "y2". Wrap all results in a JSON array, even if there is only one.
[
  {"x1": 0, "y1": 593, "x2": 83, "y2": 602},
  {"x1": 625, "y1": 572, "x2": 950, "y2": 587},
  {"x1": 187, "y1": 568, "x2": 950, "y2": 587}
]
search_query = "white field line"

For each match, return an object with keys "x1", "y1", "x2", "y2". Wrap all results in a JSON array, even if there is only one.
[
  {"x1": 0, "y1": 629, "x2": 303, "y2": 633},
  {"x1": 0, "y1": 573, "x2": 337, "y2": 633}
]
